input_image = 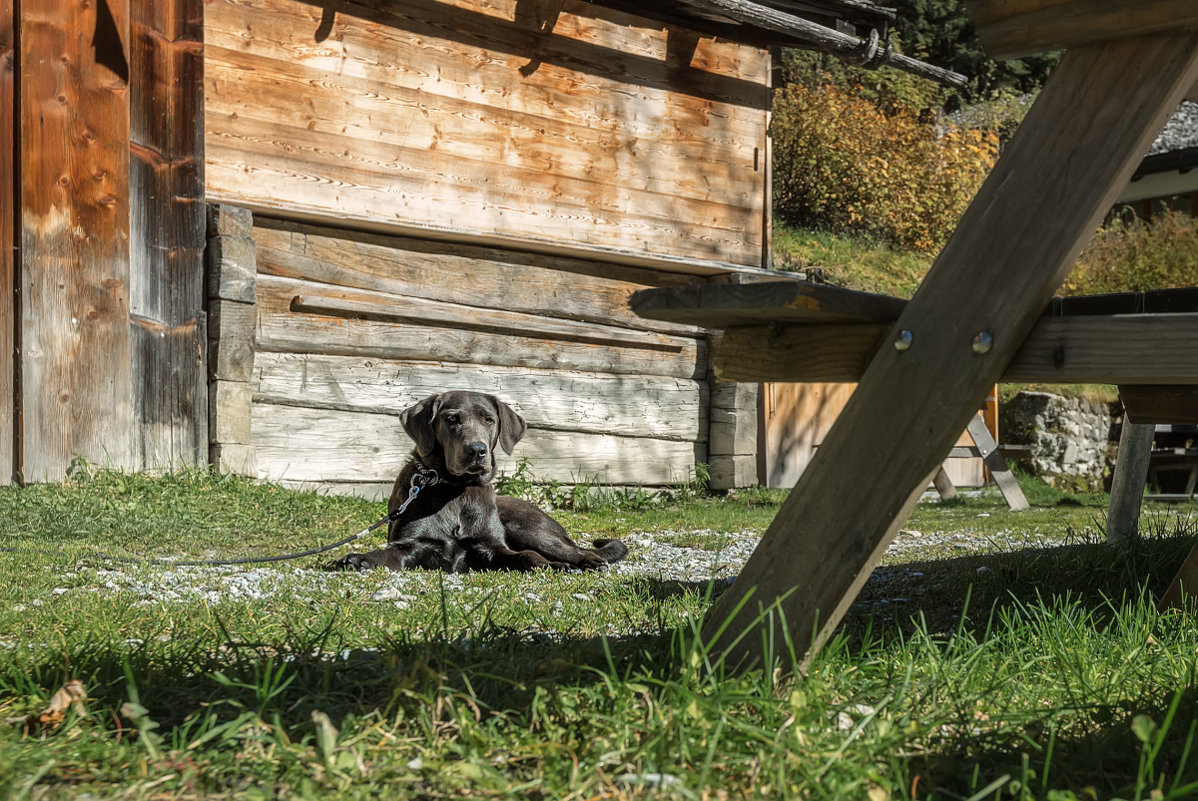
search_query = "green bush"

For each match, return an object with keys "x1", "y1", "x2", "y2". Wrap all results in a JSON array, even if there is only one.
[
  {"x1": 772, "y1": 80, "x2": 998, "y2": 252},
  {"x1": 1064, "y1": 212, "x2": 1198, "y2": 295}
]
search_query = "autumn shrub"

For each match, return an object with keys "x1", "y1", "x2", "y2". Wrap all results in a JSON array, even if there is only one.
[
  {"x1": 1063, "y1": 211, "x2": 1198, "y2": 295},
  {"x1": 772, "y1": 81, "x2": 999, "y2": 252}
]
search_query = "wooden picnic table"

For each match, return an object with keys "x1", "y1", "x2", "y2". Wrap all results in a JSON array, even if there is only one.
[{"x1": 629, "y1": 0, "x2": 1198, "y2": 668}]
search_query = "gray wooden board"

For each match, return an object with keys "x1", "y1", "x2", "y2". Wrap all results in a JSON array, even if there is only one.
[
  {"x1": 257, "y1": 276, "x2": 707, "y2": 380},
  {"x1": 253, "y1": 219, "x2": 707, "y2": 337},
  {"x1": 251, "y1": 403, "x2": 700, "y2": 486},
  {"x1": 252, "y1": 352, "x2": 706, "y2": 442}
]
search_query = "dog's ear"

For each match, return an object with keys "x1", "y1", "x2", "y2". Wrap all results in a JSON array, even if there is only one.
[
  {"x1": 399, "y1": 394, "x2": 441, "y2": 457},
  {"x1": 490, "y1": 396, "x2": 527, "y2": 455}
]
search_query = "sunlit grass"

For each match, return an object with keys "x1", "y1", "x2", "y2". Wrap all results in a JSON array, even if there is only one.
[{"x1": 0, "y1": 468, "x2": 1196, "y2": 799}]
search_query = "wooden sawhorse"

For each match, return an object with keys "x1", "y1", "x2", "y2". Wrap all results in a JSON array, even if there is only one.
[{"x1": 632, "y1": 1, "x2": 1198, "y2": 667}]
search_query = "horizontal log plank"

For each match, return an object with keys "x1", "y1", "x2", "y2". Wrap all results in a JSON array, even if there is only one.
[
  {"x1": 205, "y1": 109, "x2": 763, "y2": 267},
  {"x1": 251, "y1": 403, "x2": 698, "y2": 485},
  {"x1": 252, "y1": 219, "x2": 705, "y2": 337},
  {"x1": 285, "y1": 280, "x2": 691, "y2": 353},
  {"x1": 257, "y1": 277, "x2": 707, "y2": 379},
  {"x1": 714, "y1": 314, "x2": 1198, "y2": 384},
  {"x1": 204, "y1": 48, "x2": 762, "y2": 207},
  {"x1": 253, "y1": 352, "x2": 706, "y2": 442},
  {"x1": 204, "y1": 0, "x2": 769, "y2": 129},
  {"x1": 964, "y1": 0, "x2": 1198, "y2": 60}
]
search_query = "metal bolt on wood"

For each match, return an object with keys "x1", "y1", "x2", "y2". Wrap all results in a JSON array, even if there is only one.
[
  {"x1": 894, "y1": 330, "x2": 914, "y2": 351},
  {"x1": 972, "y1": 331, "x2": 994, "y2": 354}
]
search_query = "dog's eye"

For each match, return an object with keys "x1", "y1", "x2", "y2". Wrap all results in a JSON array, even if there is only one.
[
  {"x1": 446, "y1": 414, "x2": 460, "y2": 426},
  {"x1": 484, "y1": 416, "x2": 495, "y2": 425}
]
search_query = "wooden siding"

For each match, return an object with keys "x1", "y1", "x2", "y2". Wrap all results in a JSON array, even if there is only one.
[
  {"x1": 204, "y1": 0, "x2": 769, "y2": 268},
  {"x1": 1, "y1": 0, "x2": 15, "y2": 482},
  {"x1": 129, "y1": 0, "x2": 207, "y2": 469},
  {"x1": 19, "y1": 0, "x2": 134, "y2": 482},
  {"x1": 241, "y1": 217, "x2": 711, "y2": 498}
]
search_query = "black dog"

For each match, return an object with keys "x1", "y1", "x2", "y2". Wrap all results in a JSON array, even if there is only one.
[{"x1": 332, "y1": 391, "x2": 628, "y2": 572}]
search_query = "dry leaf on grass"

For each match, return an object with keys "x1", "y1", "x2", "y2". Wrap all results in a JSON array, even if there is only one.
[
  {"x1": 3, "y1": 679, "x2": 88, "y2": 733},
  {"x1": 39, "y1": 679, "x2": 88, "y2": 728}
]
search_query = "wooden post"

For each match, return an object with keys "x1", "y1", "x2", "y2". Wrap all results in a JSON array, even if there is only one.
[
  {"x1": 128, "y1": 0, "x2": 207, "y2": 469},
  {"x1": 207, "y1": 206, "x2": 258, "y2": 477},
  {"x1": 0, "y1": 2, "x2": 15, "y2": 483},
  {"x1": 931, "y1": 468, "x2": 958, "y2": 501},
  {"x1": 1106, "y1": 419, "x2": 1155, "y2": 546},
  {"x1": 19, "y1": 0, "x2": 134, "y2": 481},
  {"x1": 702, "y1": 34, "x2": 1198, "y2": 668}
]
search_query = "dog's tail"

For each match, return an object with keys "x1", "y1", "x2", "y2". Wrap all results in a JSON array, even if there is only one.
[{"x1": 591, "y1": 538, "x2": 629, "y2": 564}]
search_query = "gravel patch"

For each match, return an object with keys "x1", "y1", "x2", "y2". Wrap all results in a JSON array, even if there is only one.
[{"x1": 39, "y1": 525, "x2": 1078, "y2": 609}]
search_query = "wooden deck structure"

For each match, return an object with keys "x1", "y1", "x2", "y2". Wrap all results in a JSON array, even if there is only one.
[{"x1": 634, "y1": 0, "x2": 1198, "y2": 666}]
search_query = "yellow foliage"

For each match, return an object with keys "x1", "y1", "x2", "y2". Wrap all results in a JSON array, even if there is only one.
[{"x1": 772, "y1": 83, "x2": 999, "y2": 252}]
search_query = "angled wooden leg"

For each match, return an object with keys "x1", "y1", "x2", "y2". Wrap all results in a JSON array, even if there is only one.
[
  {"x1": 1160, "y1": 544, "x2": 1198, "y2": 611},
  {"x1": 932, "y1": 467, "x2": 958, "y2": 501},
  {"x1": 703, "y1": 33, "x2": 1198, "y2": 668},
  {"x1": 966, "y1": 415, "x2": 1028, "y2": 511}
]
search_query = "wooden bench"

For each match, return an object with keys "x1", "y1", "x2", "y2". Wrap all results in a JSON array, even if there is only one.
[{"x1": 627, "y1": 0, "x2": 1198, "y2": 668}]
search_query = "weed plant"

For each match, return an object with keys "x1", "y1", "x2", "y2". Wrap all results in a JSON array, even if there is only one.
[{"x1": 0, "y1": 468, "x2": 1196, "y2": 799}]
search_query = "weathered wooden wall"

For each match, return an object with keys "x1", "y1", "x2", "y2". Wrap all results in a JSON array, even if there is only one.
[
  {"x1": 11, "y1": 0, "x2": 206, "y2": 482},
  {"x1": 19, "y1": 0, "x2": 135, "y2": 481},
  {"x1": 209, "y1": 216, "x2": 714, "y2": 498},
  {"x1": 203, "y1": 0, "x2": 769, "y2": 269}
]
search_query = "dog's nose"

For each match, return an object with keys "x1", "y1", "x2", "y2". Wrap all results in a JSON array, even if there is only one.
[{"x1": 466, "y1": 442, "x2": 488, "y2": 460}]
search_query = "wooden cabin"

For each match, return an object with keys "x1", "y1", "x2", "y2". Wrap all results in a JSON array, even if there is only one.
[{"x1": 1, "y1": 0, "x2": 953, "y2": 497}]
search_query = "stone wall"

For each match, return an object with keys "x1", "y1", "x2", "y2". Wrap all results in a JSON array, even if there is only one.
[{"x1": 1000, "y1": 391, "x2": 1116, "y2": 491}]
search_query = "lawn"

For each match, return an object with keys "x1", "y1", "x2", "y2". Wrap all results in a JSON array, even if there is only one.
[{"x1": 1, "y1": 468, "x2": 1197, "y2": 800}]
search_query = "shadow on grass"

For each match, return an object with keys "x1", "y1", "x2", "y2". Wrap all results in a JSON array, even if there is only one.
[
  {"x1": 842, "y1": 528, "x2": 1197, "y2": 643},
  {"x1": 908, "y1": 684, "x2": 1198, "y2": 799}
]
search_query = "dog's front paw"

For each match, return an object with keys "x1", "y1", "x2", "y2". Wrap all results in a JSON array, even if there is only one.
[{"x1": 330, "y1": 552, "x2": 379, "y2": 571}]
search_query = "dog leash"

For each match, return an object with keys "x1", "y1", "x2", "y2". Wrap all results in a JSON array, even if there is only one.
[{"x1": 1, "y1": 468, "x2": 441, "y2": 568}]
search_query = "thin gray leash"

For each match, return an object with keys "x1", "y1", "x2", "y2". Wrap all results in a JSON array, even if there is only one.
[{"x1": 1, "y1": 469, "x2": 440, "y2": 568}]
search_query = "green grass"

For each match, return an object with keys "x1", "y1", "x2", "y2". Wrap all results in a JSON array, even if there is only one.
[
  {"x1": 2, "y1": 469, "x2": 1198, "y2": 799},
  {"x1": 772, "y1": 222, "x2": 932, "y2": 298}
]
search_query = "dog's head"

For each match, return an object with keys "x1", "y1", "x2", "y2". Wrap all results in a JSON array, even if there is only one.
[{"x1": 399, "y1": 391, "x2": 527, "y2": 481}]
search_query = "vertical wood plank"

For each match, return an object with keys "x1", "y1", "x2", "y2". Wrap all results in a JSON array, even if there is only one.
[
  {"x1": 128, "y1": 0, "x2": 207, "y2": 469},
  {"x1": 19, "y1": 0, "x2": 134, "y2": 481},
  {"x1": 703, "y1": 34, "x2": 1198, "y2": 668},
  {"x1": 0, "y1": 0, "x2": 16, "y2": 483}
]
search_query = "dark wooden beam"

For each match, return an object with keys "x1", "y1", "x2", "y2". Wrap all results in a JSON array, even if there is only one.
[
  {"x1": 711, "y1": 313, "x2": 1198, "y2": 385},
  {"x1": 1120, "y1": 386, "x2": 1198, "y2": 425},
  {"x1": 631, "y1": 279, "x2": 905, "y2": 326},
  {"x1": 965, "y1": 0, "x2": 1198, "y2": 60}
]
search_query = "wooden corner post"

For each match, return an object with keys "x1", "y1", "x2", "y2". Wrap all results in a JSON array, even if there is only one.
[{"x1": 703, "y1": 33, "x2": 1198, "y2": 668}]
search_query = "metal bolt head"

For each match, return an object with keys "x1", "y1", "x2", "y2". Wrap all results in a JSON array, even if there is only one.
[
  {"x1": 972, "y1": 331, "x2": 994, "y2": 354},
  {"x1": 894, "y1": 329, "x2": 914, "y2": 351}
]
